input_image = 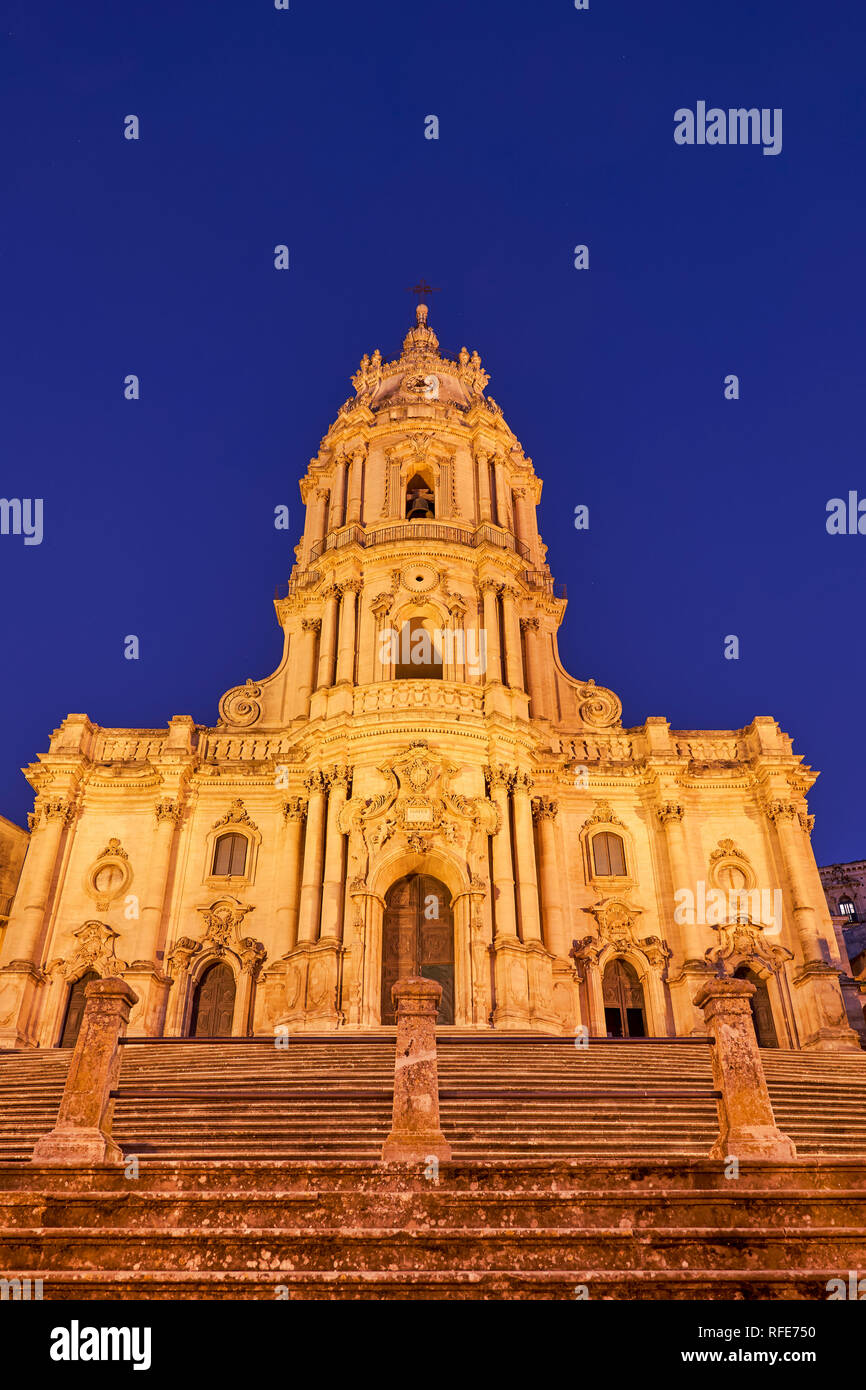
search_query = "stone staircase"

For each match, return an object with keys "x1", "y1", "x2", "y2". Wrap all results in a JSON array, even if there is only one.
[
  {"x1": 0, "y1": 1157, "x2": 864, "y2": 1299},
  {"x1": 2, "y1": 1037, "x2": 866, "y2": 1162},
  {"x1": 2, "y1": 1036, "x2": 866, "y2": 1298}
]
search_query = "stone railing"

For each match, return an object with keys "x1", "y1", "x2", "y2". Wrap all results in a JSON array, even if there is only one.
[{"x1": 307, "y1": 520, "x2": 531, "y2": 565}]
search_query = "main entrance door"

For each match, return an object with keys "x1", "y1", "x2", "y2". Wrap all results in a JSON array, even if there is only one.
[
  {"x1": 58, "y1": 971, "x2": 99, "y2": 1048},
  {"x1": 381, "y1": 874, "x2": 455, "y2": 1025},
  {"x1": 602, "y1": 958, "x2": 647, "y2": 1037},
  {"x1": 190, "y1": 961, "x2": 236, "y2": 1037},
  {"x1": 734, "y1": 965, "x2": 778, "y2": 1047}
]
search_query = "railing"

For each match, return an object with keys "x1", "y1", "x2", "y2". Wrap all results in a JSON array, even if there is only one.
[
  {"x1": 523, "y1": 570, "x2": 567, "y2": 599},
  {"x1": 306, "y1": 520, "x2": 531, "y2": 565}
]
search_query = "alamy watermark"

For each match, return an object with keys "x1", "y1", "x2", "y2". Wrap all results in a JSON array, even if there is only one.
[
  {"x1": 674, "y1": 880, "x2": 783, "y2": 934},
  {"x1": 378, "y1": 626, "x2": 487, "y2": 675},
  {"x1": 674, "y1": 103, "x2": 782, "y2": 156},
  {"x1": 0, "y1": 498, "x2": 42, "y2": 545}
]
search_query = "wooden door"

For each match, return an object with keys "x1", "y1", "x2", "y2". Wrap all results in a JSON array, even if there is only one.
[
  {"x1": 381, "y1": 874, "x2": 454, "y2": 1024},
  {"x1": 602, "y1": 958, "x2": 647, "y2": 1038},
  {"x1": 735, "y1": 966, "x2": 778, "y2": 1048},
  {"x1": 190, "y1": 961, "x2": 236, "y2": 1037},
  {"x1": 58, "y1": 971, "x2": 99, "y2": 1048}
]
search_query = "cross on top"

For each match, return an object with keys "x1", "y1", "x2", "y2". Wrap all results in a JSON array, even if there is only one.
[{"x1": 406, "y1": 280, "x2": 441, "y2": 302}]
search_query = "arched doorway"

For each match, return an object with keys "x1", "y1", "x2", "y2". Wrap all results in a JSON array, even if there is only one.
[
  {"x1": 602, "y1": 958, "x2": 647, "y2": 1037},
  {"x1": 190, "y1": 961, "x2": 236, "y2": 1037},
  {"x1": 381, "y1": 874, "x2": 454, "y2": 1024},
  {"x1": 58, "y1": 971, "x2": 99, "y2": 1048},
  {"x1": 733, "y1": 965, "x2": 778, "y2": 1047}
]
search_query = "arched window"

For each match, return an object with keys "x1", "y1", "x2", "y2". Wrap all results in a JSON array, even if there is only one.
[
  {"x1": 394, "y1": 617, "x2": 443, "y2": 680},
  {"x1": 591, "y1": 831, "x2": 627, "y2": 877},
  {"x1": 212, "y1": 832, "x2": 247, "y2": 877},
  {"x1": 405, "y1": 473, "x2": 435, "y2": 520},
  {"x1": 839, "y1": 897, "x2": 857, "y2": 921}
]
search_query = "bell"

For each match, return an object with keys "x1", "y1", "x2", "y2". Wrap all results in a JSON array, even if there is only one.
[{"x1": 407, "y1": 493, "x2": 435, "y2": 520}]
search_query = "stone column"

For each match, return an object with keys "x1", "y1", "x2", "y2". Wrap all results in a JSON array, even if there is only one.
[
  {"x1": 276, "y1": 798, "x2": 307, "y2": 953},
  {"x1": 296, "y1": 772, "x2": 327, "y2": 944},
  {"x1": 694, "y1": 977, "x2": 796, "y2": 1160},
  {"x1": 303, "y1": 486, "x2": 329, "y2": 563},
  {"x1": 657, "y1": 803, "x2": 706, "y2": 963},
  {"x1": 0, "y1": 796, "x2": 73, "y2": 968},
  {"x1": 520, "y1": 617, "x2": 548, "y2": 719},
  {"x1": 476, "y1": 450, "x2": 493, "y2": 523},
  {"x1": 335, "y1": 579, "x2": 361, "y2": 686},
  {"x1": 500, "y1": 587, "x2": 524, "y2": 690},
  {"x1": 320, "y1": 766, "x2": 351, "y2": 942},
  {"x1": 31, "y1": 977, "x2": 138, "y2": 1165},
  {"x1": 355, "y1": 588, "x2": 377, "y2": 686},
  {"x1": 345, "y1": 449, "x2": 364, "y2": 525},
  {"x1": 316, "y1": 586, "x2": 339, "y2": 690},
  {"x1": 486, "y1": 767, "x2": 518, "y2": 939},
  {"x1": 532, "y1": 797, "x2": 567, "y2": 957},
  {"x1": 766, "y1": 800, "x2": 824, "y2": 962},
  {"x1": 296, "y1": 619, "x2": 320, "y2": 712},
  {"x1": 492, "y1": 455, "x2": 511, "y2": 530},
  {"x1": 767, "y1": 799, "x2": 862, "y2": 1050},
  {"x1": 381, "y1": 977, "x2": 451, "y2": 1162},
  {"x1": 136, "y1": 799, "x2": 181, "y2": 962},
  {"x1": 328, "y1": 456, "x2": 348, "y2": 530},
  {"x1": 479, "y1": 581, "x2": 502, "y2": 684},
  {"x1": 511, "y1": 773, "x2": 541, "y2": 941},
  {"x1": 512, "y1": 486, "x2": 538, "y2": 559}
]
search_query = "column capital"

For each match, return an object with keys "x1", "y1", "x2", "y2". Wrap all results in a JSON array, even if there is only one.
[
  {"x1": 512, "y1": 770, "x2": 534, "y2": 794},
  {"x1": 656, "y1": 802, "x2": 685, "y2": 826},
  {"x1": 154, "y1": 799, "x2": 183, "y2": 824},
  {"x1": 282, "y1": 797, "x2": 308, "y2": 822},
  {"x1": 519, "y1": 615, "x2": 540, "y2": 631},
  {"x1": 485, "y1": 763, "x2": 513, "y2": 792},
  {"x1": 532, "y1": 795, "x2": 558, "y2": 822},
  {"x1": 304, "y1": 769, "x2": 328, "y2": 795},
  {"x1": 325, "y1": 763, "x2": 352, "y2": 791},
  {"x1": 479, "y1": 577, "x2": 502, "y2": 595},
  {"x1": 36, "y1": 795, "x2": 76, "y2": 827},
  {"x1": 301, "y1": 617, "x2": 321, "y2": 633},
  {"x1": 765, "y1": 798, "x2": 798, "y2": 824},
  {"x1": 338, "y1": 577, "x2": 363, "y2": 596}
]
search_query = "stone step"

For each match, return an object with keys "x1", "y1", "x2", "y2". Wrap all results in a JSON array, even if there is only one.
[
  {"x1": 0, "y1": 1266, "x2": 847, "y2": 1299},
  {"x1": 3, "y1": 1188, "x2": 864, "y2": 1230},
  {"x1": 4, "y1": 1223, "x2": 866, "y2": 1275}
]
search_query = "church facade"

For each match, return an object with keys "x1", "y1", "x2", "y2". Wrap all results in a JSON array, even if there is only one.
[{"x1": 0, "y1": 304, "x2": 862, "y2": 1053}]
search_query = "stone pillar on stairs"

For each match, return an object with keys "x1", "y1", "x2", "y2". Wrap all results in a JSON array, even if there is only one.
[
  {"x1": 694, "y1": 976, "x2": 796, "y2": 1160},
  {"x1": 31, "y1": 977, "x2": 137, "y2": 1166},
  {"x1": 382, "y1": 977, "x2": 451, "y2": 1163}
]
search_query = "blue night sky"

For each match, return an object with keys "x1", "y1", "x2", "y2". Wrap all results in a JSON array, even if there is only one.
[{"x1": 2, "y1": 0, "x2": 864, "y2": 863}]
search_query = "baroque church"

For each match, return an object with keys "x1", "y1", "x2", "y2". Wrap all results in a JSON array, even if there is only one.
[{"x1": 0, "y1": 302, "x2": 862, "y2": 1055}]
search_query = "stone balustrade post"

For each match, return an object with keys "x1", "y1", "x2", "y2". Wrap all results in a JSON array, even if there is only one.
[
  {"x1": 381, "y1": 977, "x2": 451, "y2": 1162},
  {"x1": 31, "y1": 977, "x2": 138, "y2": 1165},
  {"x1": 694, "y1": 977, "x2": 796, "y2": 1161}
]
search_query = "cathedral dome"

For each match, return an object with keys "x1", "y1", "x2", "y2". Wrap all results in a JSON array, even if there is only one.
[{"x1": 344, "y1": 303, "x2": 492, "y2": 416}]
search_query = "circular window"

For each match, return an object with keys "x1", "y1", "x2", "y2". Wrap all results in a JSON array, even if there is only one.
[{"x1": 401, "y1": 563, "x2": 438, "y2": 593}]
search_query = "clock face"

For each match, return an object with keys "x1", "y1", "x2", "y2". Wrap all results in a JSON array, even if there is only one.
[
  {"x1": 403, "y1": 372, "x2": 439, "y2": 400},
  {"x1": 402, "y1": 563, "x2": 438, "y2": 594}
]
